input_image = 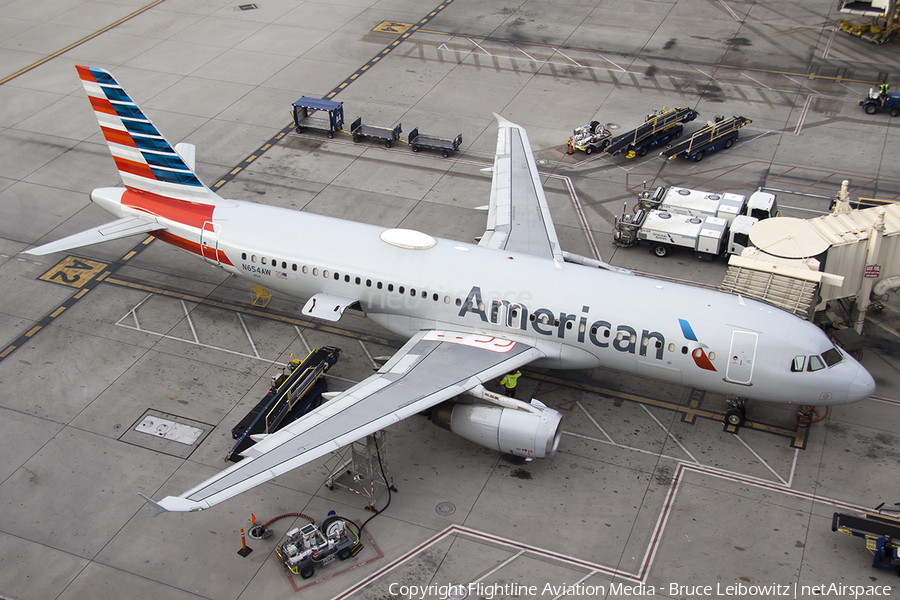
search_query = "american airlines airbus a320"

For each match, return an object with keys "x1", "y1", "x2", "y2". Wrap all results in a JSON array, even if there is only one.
[{"x1": 25, "y1": 66, "x2": 876, "y2": 515}]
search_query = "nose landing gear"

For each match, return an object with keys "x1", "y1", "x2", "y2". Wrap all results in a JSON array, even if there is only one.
[{"x1": 723, "y1": 396, "x2": 747, "y2": 430}]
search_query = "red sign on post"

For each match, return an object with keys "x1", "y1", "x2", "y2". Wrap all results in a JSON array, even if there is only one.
[{"x1": 865, "y1": 265, "x2": 882, "y2": 278}]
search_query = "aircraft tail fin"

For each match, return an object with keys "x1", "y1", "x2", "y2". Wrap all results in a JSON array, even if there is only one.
[{"x1": 76, "y1": 65, "x2": 221, "y2": 204}]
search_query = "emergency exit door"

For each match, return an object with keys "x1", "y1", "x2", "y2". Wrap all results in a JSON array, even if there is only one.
[{"x1": 725, "y1": 331, "x2": 758, "y2": 384}]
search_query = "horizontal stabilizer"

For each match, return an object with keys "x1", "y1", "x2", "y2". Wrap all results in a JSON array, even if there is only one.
[{"x1": 22, "y1": 216, "x2": 166, "y2": 256}]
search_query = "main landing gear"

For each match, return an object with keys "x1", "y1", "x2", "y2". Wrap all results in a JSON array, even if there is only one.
[{"x1": 724, "y1": 396, "x2": 747, "y2": 429}]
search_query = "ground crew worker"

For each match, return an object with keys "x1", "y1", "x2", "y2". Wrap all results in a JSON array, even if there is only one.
[
  {"x1": 880, "y1": 82, "x2": 889, "y2": 96},
  {"x1": 500, "y1": 370, "x2": 521, "y2": 398},
  {"x1": 567, "y1": 137, "x2": 574, "y2": 155}
]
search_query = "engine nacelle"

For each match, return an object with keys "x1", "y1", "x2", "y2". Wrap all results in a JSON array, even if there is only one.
[{"x1": 432, "y1": 402, "x2": 563, "y2": 459}]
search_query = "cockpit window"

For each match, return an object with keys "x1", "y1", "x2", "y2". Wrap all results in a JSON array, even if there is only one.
[
  {"x1": 791, "y1": 356, "x2": 806, "y2": 372},
  {"x1": 807, "y1": 355, "x2": 826, "y2": 372},
  {"x1": 822, "y1": 347, "x2": 843, "y2": 367}
]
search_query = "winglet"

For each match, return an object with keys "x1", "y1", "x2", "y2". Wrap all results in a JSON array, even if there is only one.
[
  {"x1": 138, "y1": 493, "x2": 169, "y2": 518},
  {"x1": 493, "y1": 112, "x2": 514, "y2": 128}
]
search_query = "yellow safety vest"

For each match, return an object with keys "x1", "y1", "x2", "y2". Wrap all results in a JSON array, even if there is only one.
[{"x1": 501, "y1": 371, "x2": 521, "y2": 388}]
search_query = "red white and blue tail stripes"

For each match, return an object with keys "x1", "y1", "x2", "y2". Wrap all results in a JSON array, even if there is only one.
[{"x1": 76, "y1": 65, "x2": 217, "y2": 204}]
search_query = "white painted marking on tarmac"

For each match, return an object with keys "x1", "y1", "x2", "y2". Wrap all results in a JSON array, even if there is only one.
[
  {"x1": 552, "y1": 47, "x2": 583, "y2": 67},
  {"x1": 640, "y1": 404, "x2": 698, "y2": 463},
  {"x1": 576, "y1": 401, "x2": 614, "y2": 443},
  {"x1": 358, "y1": 340, "x2": 379, "y2": 369},
  {"x1": 294, "y1": 326, "x2": 312, "y2": 354},
  {"x1": 740, "y1": 72, "x2": 774, "y2": 91},
  {"x1": 116, "y1": 293, "x2": 152, "y2": 330},
  {"x1": 467, "y1": 37, "x2": 492, "y2": 56},
  {"x1": 181, "y1": 300, "x2": 198, "y2": 344},
  {"x1": 472, "y1": 549, "x2": 525, "y2": 583},
  {"x1": 733, "y1": 431, "x2": 788, "y2": 486},
  {"x1": 719, "y1": 0, "x2": 742, "y2": 22},
  {"x1": 237, "y1": 312, "x2": 260, "y2": 358},
  {"x1": 822, "y1": 28, "x2": 837, "y2": 59},
  {"x1": 555, "y1": 173, "x2": 600, "y2": 260},
  {"x1": 787, "y1": 447, "x2": 799, "y2": 488},
  {"x1": 565, "y1": 431, "x2": 689, "y2": 464},
  {"x1": 511, "y1": 44, "x2": 537, "y2": 62},
  {"x1": 793, "y1": 94, "x2": 813, "y2": 135},
  {"x1": 595, "y1": 53, "x2": 627, "y2": 73}
]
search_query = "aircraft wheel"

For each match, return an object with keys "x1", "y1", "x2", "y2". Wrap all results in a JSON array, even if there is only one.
[
  {"x1": 725, "y1": 137, "x2": 734, "y2": 148},
  {"x1": 865, "y1": 104, "x2": 877, "y2": 115},
  {"x1": 585, "y1": 146, "x2": 593, "y2": 155},
  {"x1": 652, "y1": 244, "x2": 669, "y2": 258},
  {"x1": 694, "y1": 150, "x2": 704, "y2": 162},
  {"x1": 300, "y1": 565, "x2": 315, "y2": 579},
  {"x1": 725, "y1": 408, "x2": 745, "y2": 428},
  {"x1": 891, "y1": 107, "x2": 900, "y2": 117}
]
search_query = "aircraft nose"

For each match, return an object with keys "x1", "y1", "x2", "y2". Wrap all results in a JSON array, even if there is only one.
[{"x1": 847, "y1": 364, "x2": 876, "y2": 402}]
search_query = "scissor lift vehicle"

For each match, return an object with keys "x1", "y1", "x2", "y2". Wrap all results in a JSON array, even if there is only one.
[{"x1": 292, "y1": 97, "x2": 344, "y2": 138}]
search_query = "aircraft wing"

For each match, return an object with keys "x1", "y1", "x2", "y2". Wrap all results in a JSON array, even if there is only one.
[
  {"x1": 141, "y1": 330, "x2": 544, "y2": 515},
  {"x1": 478, "y1": 114, "x2": 565, "y2": 262},
  {"x1": 23, "y1": 216, "x2": 166, "y2": 256}
]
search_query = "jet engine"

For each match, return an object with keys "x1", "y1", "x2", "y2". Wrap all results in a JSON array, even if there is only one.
[{"x1": 431, "y1": 401, "x2": 563, "y2": 459}]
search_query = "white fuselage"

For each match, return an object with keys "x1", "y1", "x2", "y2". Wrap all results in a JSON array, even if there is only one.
[{"x1": 96, "y1": 188, "x2": 874, "y2": 407}]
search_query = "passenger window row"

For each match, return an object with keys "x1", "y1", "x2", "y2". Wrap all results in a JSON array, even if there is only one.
[{"x1": 241, "y1": 252, "x2": 454, "y2": 304}]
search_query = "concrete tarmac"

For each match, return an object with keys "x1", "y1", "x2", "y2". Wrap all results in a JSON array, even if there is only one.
[{"x1": 1, "y1": 1, "x2": 899, "y2": 599}]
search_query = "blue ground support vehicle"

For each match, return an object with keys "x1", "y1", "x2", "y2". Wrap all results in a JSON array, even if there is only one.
[
  {"x1": 226, "y1": 347, "x2": 341, "y2": 462},
  {"x1": 832, "y1": 504, "x2": 900, "y2": 575},
  {"x1": 606, "y1": 107, "x2": 698, "y2": 158},
  {"x1": 859, "y1": 88, "x2": 900, "y2": 116},
  {"x1": 660, "y1": 116, "x2": 750, "y2": 162},
  {"x1": 292, "y1": 97, "x2": 344, "y2": 138}
]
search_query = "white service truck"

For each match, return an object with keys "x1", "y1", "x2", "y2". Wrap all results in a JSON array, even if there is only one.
[
  {"x1": 636, "y1": 186, "x2": 778, "y2": 223},
  {"x1": 614, "y1": 208, "x2": 757, "y2": 259}
]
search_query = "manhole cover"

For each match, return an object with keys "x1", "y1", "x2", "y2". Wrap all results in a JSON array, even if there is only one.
[
  {"x1": 448, "y1": 584, "x2": 468, "y2": 599},
  {"x1": 537, "y1": 159, "x2": 548, "y2": 165},
  {"x1": 436, "y1": 501, "x2": 456, "y2": 516}
]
